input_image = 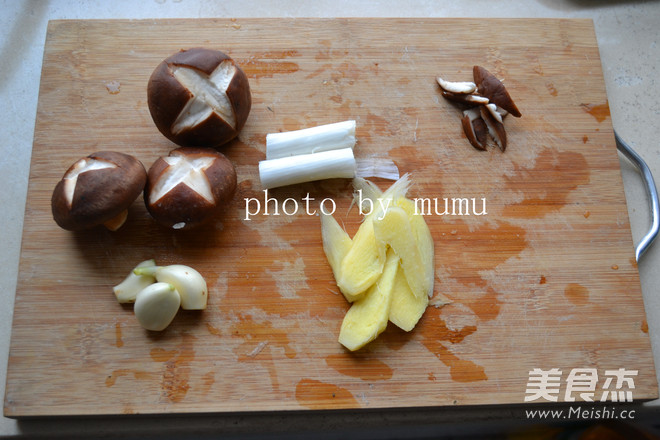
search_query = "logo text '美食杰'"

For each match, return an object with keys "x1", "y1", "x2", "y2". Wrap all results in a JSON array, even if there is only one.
[{"x1": 524, "y1": 367, "x2": 638, "y2": 403}]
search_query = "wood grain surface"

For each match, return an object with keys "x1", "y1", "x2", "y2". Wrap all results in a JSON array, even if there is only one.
[{"x1": 4, "y1": 18, "x2": 657, "y2": 417}]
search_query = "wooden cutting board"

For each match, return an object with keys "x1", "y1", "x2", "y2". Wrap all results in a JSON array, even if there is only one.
[{"x1": 5, "y1": 18, "x2": 657, "y2": 418}]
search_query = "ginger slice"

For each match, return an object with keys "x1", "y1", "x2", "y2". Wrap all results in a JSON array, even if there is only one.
[
  {"x1": 338, "y1": 249, "x2": 399, "y2": 351},
  {"x1": 373, "y1": 206, "x2": 429, "y2": 299},
  {"x1": 389, "y1": 264, "x2": 429, "y2": 332},
  {"x1": 320, "y1": 213, "x2": 354, "y2": 302},
  {"x1": 385, "y1": 197, "x2": 435, "y2": 330},
  {"x1": 336, "y1": 218, "x2": 386, "y2": 301},
  {"x1": 335, "y1": 175, "x2": 412, "y2": 299},
  {"x1": 393, "y1": 197, "x2": 435, "y2": 298}
]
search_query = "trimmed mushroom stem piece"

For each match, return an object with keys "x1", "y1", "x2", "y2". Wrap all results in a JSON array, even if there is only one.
[
  {"x1": 436, "y1": 77, "x2": 477, "y2": 94},
  {"x1": 480, "y1": 105, "x2": 507, "y2": 151},
  {"x1": 461, "y1": 108, "x2": 488, "y2": 151},
  {"x1": 145, "y1": 147, "x2": 237, "y2": 230},
  {"x1": 51, "y1": 151, "x2": 147, "y2": 231},
  {"x1": 440, "y1": 90, "x2": 489, "y2": 105},
  {"x1": 437, "y1": 66, "x2": 521, "y2": 152},
  {"x1": 473, "y1": 65, "x2": 521, "y2": 118},
  {"x1": 485, "y1": 103, "x2": 504, "y2": 124}
]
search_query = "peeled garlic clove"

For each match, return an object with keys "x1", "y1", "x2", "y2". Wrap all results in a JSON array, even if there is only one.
[
  {"x1": 113, "y1": 259, "x2": 157, "y2": 303},
  {"x1": 133, "y1": 282, "x2": 181, "y2": 331},
  {"x1": 135, "y1": 264, "x2": 208, "y2": 310}
]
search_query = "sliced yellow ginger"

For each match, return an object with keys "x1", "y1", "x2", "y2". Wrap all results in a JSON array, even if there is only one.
[
  {"x1": 386, "y1": 197, "x2": 435, "y2": 331},
  {"x1": 336, "y1": 175, "x2": 412, "y2": 299},
  {"x1": 338, "y1": 249, "x2": 399, "y2": 351},
  {"x1": 336, "y1": 218, "x2": 386, "y2": 300},
  {"x1": 320, "y1": 212, "x2": 354, "y2": 302},
  {"x1": 320, "y1": 174, "x2": 437, "y2": 348},
  {"x1": 394, "y1": 197, "x2": 435, "y2": 298},
  {"x1": 373, "y1": 206, "x2": 431, "y2": 299},
  {"x1": 389, "y1": 264, "x2": 429, "y2": 331}
]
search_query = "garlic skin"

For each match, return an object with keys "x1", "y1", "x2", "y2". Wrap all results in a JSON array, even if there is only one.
[
  {"x1": 113, "y1": 259, "x2": 157, "y2": 303},
  {"x1": 133, "y1": 282, "x2": 181, "y2": 331},
  {"x1": 135, "y1": 264, "x2": 208, "y2": 310}
]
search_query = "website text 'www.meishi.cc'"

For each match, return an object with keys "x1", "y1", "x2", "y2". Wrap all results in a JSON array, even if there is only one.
[{"x1": 525, "y1": 405, "x2": 636, "y2": 420}]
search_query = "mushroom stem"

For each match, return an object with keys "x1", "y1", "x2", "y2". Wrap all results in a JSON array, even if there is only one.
[{"x1": 103, "y1": 209, "x2": 128, "y2": 231}]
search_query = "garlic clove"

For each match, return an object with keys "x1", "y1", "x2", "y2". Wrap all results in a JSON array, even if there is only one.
[
  {"x1": 113, "y1": 259, "x2": 157, "y2": 303},
  {"x1": 133, "y1": 282, "x2": 181, "y2": 331},
  {"x1": 135, "y1": 264, "x2": 208, "y2": 310}
]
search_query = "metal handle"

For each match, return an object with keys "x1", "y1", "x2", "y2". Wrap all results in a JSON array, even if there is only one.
[{"x1": 615, "y1": 131, "x2": 659, "y2": 262}]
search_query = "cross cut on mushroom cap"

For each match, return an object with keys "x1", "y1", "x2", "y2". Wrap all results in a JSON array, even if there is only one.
[
  {"x1": 63, "y1": 158, "x2": 117, "y2": 208},
  {"x1": 171, "y1": 61, "x2": 237, "y2": 135},
  {"x1": 149, "y1": 154, "x2": 216, "y2": 204},
  {"x1": 145, "y1": 147, "x2": 237, "y2": 230},
  {"x1": 51, "y1": 151, "x2": 147, "y2": 231},
  {"x1": 147, "y1": 48, "x2": 252, "y2": 149}
]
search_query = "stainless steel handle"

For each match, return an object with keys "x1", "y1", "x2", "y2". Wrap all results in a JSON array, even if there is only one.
[{"x1": 615, "y1": 131, "x2": 659, "y2": 262}]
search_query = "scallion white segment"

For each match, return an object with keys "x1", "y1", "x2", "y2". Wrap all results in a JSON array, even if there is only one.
[
  {"x1": 259, "y1": 148, "x2": 357, "y2": 189},
  {"x1": 266, "y1": 120, "x2": 356, "y2": 160}
]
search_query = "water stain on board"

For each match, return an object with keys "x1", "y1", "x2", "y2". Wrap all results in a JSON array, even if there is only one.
[
  {"x1": 503, "y1": 147, "x2": 590, "y2": 218},
  {"x1": 413, "y1": 219, "x2": 529, "y2": 382},
  {"x1": 231, "y1": 314, "x2": 298, "y2": 393},
  {"x1": 200, "y1": 371, "x2": 216, "y2": 396},
  {"x1": 232, "y1": 314, "x2": 297, "y2": 359},
  {"x1": 295, "y1": 378, "x2": 359, "y2": 409},
  {"x1": 150, "y1": 347, "x2": 177, "y2": 362},
  {"x1": 206, "y1": 322, "x2": 222, "y2": 337},
  {"x1": 581, "y1": 102, "x2": 610, "y2": 123},
  {"x1": 564, "y1": 283, "x2": 589, "y2": 306},
  {"x1": 450, "y1": 221, "x2": 528, "y2": 274},
  {"x1": 147, "y1": 333, "x2": 197, "y2": 403},
  {"x1": 105, "y1": 369, "x2": 153, "y2": 387},
  {"x1": 236, "y1": 50, "x2": 301, "y2": 79},
  {"x1": 115, "y1": 322, "x2": 124, "y2": 348},
  {"x1": 325, "y1": 353, "x2": 393, "y2": 381},
  {"x1": 417, "y1": 305, "x2": 488, "y2": 382},
  {"x1": 388, "y1": 144, "x2": 435, "y2": 176}
]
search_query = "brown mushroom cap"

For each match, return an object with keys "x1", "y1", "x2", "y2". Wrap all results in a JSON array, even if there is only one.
[
  {"x1": 147, "y1": 48, "x2": 252, "y2": 149},
  {"x1": 145, "y1": 147, "x2": 237, "y2": 230},
  {"x1": 51, "y1": 151, "x2": 147, "y2": 231},
  {"x1": 473, "y1": 66, "x2": 521, "y2": 118}
]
